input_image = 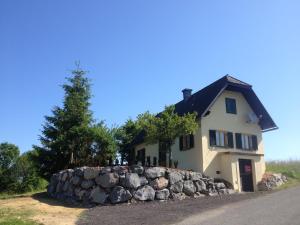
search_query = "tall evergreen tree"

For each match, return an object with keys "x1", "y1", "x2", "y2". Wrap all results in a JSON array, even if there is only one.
[{"x1": 35, "y1": 66, "x2": 116, "y2": 177}]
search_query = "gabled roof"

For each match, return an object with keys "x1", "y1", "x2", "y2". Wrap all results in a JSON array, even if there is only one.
[
  {"x1": 174, "y1": 75, "x2": 277, "y2": 131},
  {"x1": 134, "y1": 75, "x2": 277, "y2": 145}
]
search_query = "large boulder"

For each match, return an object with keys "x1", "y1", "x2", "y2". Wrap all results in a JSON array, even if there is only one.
[
  {"x1": 124, "y1": 173, "x2": 141, "y2": 189},
  {"x1": 61, "y1": 172, "x2": 68, "y2": 182},
  {"x1": 150, "y1": 177, "x2": 169, "y2": 190},
  {"x1": 71, "y1": 176, "x2": 82, "y2": 186},
  {"x1": 215, "y1": 182, "x2": 226, "y2": 190},
  {"x1": 84, "y1": 167, "x2": 100, "y2": 180},
  {"x1": 81, "y1": 180, "x2": 94, "y2": 189},
  {"x1": 75, "y1": 188, "x2": 86, "y2": 200},
  {"x1": 134, "y1": 185, "x2": 155, "y2": 201},
  {"x1": 110, "y1": 186, "x2": 132, "y2": 204},
  {"x1": 183, "y1": 180, "x2": 196, "y2": 196},
  {"x1": 145, "y1": 167, "x2": 166, "y2": 179},
  {"x1": 155, "y1": 189, "x2": 170, "y2": 200},
  {"x1": 190, "y1": 172, "x2": 202, "y2": 181},
  {"x1": 140, "y1": 176, "x2": 149, "y2": 186},
  {"x1": 194, "y1": 180, "x2": 207, "y2": 192},
  {"x1": 74, "y1": 167, "x2": 84, "y2": 177},
  {"x1": 130, "y1": 165, "x2": 144, "y2": 175},
  {"x1": 95, "y1": 173, "x2": 119, "y2": 188},
  {"x1": 168, "y1": 171, "x2": 183, "y2": 185},
  {"x1": 170, "y1": 181, "x2": 183, "y2": 193},
  {"x1": 90, "y1": 187, "x2": 108, "y2": 204}
]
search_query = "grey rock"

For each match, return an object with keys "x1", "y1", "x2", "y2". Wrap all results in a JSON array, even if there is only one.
[
  {"x1": 63, "y1": 181, "x2": 70, "y2": 192},
  {"x1": 110, "y1": 186, "x2": 132, "y2": 204},
  {"x1": 215, "y1": 182, "x2": 226, "y2": 190},
  {"x1": 130, "y1": 165, "x2": 144, "y2": 175},
  {"x1": 74, "y1": 167, "x2": 84, "y2": 177},
  {"x1": 124, "y1": 173, "x2": 141, "y2": 189},
  {"x1": 61, "y1": 172, "x2": 68, "y2": 182},
  {"x1": 171, "y1": 192, "x2": 186, "y2": 200},
  {"x1": 194, "y1": 192, "x2": 206, "y2": 198},
  {"x1": 194, "y1": 180, "x2": 207, "y2": 192},
  {"x1": 95, "y1": 173, "x2": 119, "y2": 188},
  {"x1": 150, "y1": 177, "x2": 169, "y2": 190},
  {"x1": 140, "y1": 176, "x2": 149, "y2": 186},
  {"x1": 155, "y1": 189, "x2": 170, "y2": 200},
  {"x1": 134, "y1": 185, "x2": 155, "y2": 201},
  {"x1": 168, "y1": 171, "x2": 183, "y2": 185},
  {"x1": 84, "y1": 167, "x2": 100, "y2": 180},
  {"x1": 145, "y1": 167, "x2": 166, "y2": 179},
  {"x1": 190, "y1": 172, "x2": 202, "y2": 181},
  {"x1": 170, "y1": 181, "x2": 184, "y2": 193},
  {"x1": 90, "y1": 187, "x2": 108, "y2": 204},
  {"x1": 183, "y1": 180, "x2": 196, "y2": 196},
  {"x1": 101, "y1": 166, "x2": 112, "y2": 174},
  {"x1": 56, "y1": 182, "x2": 63, "y2": 193},
  {"x1": 75, "y1": 188, "x2": 86, "y2": 200},
  {"x1": 81, "y1": 180, "x2": 94, "y2": 189},
  {"x1": 112, "y1": 166, "x2": 128, "y2": 175},
  {"x1": 71, "y1": 176, "x2": 82, "y2": 186}
]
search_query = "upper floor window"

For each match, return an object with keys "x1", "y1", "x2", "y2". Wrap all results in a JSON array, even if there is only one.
[
  {"x1": 235, "y1": 133, "x2": 258, "y2": 151},
  {"x1": 209, "y1": 130, "x2": 234, "y2": 148},
  {"x1": 179, "y1": 134, "x2": 194, "y2": 151},
  {"x1": 225, "y1": 98, "x2": 237, "y2": 114}
]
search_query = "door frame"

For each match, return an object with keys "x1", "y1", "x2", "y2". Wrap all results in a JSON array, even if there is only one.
[{"x1": 238, "y1": 158, "x2": 254, "y2": 192}]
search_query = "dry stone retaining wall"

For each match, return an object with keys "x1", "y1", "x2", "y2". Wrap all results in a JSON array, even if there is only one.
[{"x1": 47, "y1": 166, "x2": 234, "y2": 207}]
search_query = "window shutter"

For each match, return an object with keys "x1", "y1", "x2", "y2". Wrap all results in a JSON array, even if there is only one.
[
  {"x1": 179, "y1": 136, "x2": 183, "y2": 151},
  {"x1": 236, "y1": 133, "x2": 242, "y2": 149},
  {"x1": 209, "y1": 130, "x2": 216, "y2": 146},
  {"x1": 227, "y1": 132, "x2": 234, "y2": 148},
  {"x1": 252, "y1": 135, "x2": 258, "y2": 150},
  {"x1": 190, "y1": 134, "x2": 194, "y2": 148}
]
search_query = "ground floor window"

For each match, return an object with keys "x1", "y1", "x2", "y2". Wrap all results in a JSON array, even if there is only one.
[
  {"x1": 136, "y1": 148, "x2": 145, "y2": 166},
  {"x1": 179, "y1": 134, "x2": 194, "y2": 151}
]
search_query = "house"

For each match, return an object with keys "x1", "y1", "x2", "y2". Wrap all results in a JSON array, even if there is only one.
[{"x1": 134, "y1": 75, "x2": 277, "y2": 192}]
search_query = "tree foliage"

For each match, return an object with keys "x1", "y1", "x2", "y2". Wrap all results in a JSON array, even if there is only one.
[
  {"x1": 0, "y1": 143, "x2": 47, "y2": 193},
  {"x1": 34, "y1": 66, "x2": 117, "y2": 178},
  {"x1": 137, "y1": 105, "x2": 198, "y2": 167},
  {"x1": 115, "y1": 119, "x2": 141, "y2": 165}
]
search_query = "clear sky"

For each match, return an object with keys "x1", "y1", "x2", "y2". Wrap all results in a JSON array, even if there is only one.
[{"x1": 0, "y1": 1, "x2": 299, "y2": 160}]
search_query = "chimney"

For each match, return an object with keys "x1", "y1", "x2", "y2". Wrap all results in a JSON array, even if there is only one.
[{"x1": 182, "y1": 88, "x2": 192, "y2": 101}]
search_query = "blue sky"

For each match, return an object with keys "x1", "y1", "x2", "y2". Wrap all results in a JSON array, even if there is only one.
[{"x1": 0, "y1": 0, "x2": 299, "y2": 160}]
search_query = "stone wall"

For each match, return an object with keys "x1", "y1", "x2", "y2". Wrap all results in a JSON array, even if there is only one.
[
  {"x1": 47, "y1": 166, "x2": 234, "y2": 207},
  {"x1": 257, "y1": 173, "x2": 287, "y2": 191}
]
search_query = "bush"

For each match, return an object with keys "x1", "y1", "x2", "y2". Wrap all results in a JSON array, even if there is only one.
[{"x1": 0, "y1": 143, "x2": 48, "y2": 194}]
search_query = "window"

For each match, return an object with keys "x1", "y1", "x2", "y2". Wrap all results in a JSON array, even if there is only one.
[
  {"x1": 146, "y1": 156, "x2": 151, "y2": 166},
  {"x1": 179, "y1": 134, "x2": 194, "y2": 151},
  {"x1": 209, "y1": 130, "x2": 234, "y2": 148},
  {"x1": 225, "y1": 98, "x2": 237, "y2": 114},
  {"x1": 235, "y1": 133, "x2": 258, "y2": 150},
  {"x1": 136, "y1": 148, "x2": 145, "y2": 166},
  {"x1": 153, "y1": 157, "x2": 157, "y2": 166}
]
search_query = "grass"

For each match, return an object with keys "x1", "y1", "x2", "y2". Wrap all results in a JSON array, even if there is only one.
[
  {"x1": 266, "y1": 160, "x2": 300, "y2": 189},
  {"x1": 0, "y1": 190, "x2": 46, "y2": 200},
  {"x1": 0, "y1": 208, "x2": 41, "y2": 225}
]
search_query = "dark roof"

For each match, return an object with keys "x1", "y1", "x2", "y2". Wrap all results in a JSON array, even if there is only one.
[{"x1": 134, "y1": 75, "x2": 277, "y2": 145}]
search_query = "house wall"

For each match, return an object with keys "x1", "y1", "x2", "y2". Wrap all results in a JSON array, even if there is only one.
[
  {"x1": 200, "y1": 90, "x2": 265, "y2": 190},
  {"x1": 135, "y1": 121, "x2": 203, "y2": 172},
  {"x1": 135, "y1": 89, "x2": 266, "y2": 192}
]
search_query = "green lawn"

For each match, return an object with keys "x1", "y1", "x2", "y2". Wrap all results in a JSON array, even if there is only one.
[
  {"x1": 266, "y1": 160, "x2": 300, "y2": 189},
  {"x1": 0, "y1": 208, "x2": 40, "y2": 225}
]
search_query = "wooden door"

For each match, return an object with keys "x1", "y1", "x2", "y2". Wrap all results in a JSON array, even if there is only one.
[{"x1": 239, "y1": 159, "x2": 254, "y2": 192}]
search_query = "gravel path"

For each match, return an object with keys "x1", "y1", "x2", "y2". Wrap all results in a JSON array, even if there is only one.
[{"x1": 77, "y1": 192, "x2": 264, "y2": 225}]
